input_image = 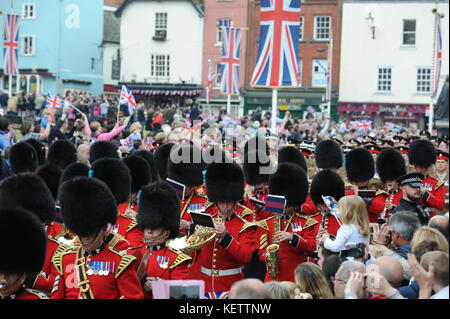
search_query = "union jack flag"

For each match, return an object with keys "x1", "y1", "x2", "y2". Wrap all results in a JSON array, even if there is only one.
[
  {"x1": 358, "y1": 120, "x2": 372, "y2": 133},
  {"x1": 3, "y1": 13, "x2": 21, "y2": 75},
  {"x1": 45, "y1": 93, "x2": 63, "y2": 109},
  {"x1": 120, "y1": 85, "x2": 136, "y2": 116},
  {"x1": 220, "y1": 26, "x2": 242, "y2": 95},
  {"x1": 206, "y1": 59, "x2": 215, "y2": 103},
  {"x1": 250, "y1": 0, "x2": 301, "y2": 87},
  {"x1": 431, "y1": 11, "x2": 442, "y2": 98},
  {"x1": 144, "y1": 137, "x2": 155, "y2": 151},
  {"x1": 204, "y1": 291, "x2": 229, "y2": 299}
]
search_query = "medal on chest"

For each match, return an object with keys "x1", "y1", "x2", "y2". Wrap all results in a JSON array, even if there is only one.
[
  {"x1": 87, "y1": 261, "x2": 114, "y2": 276},
  {"x1": 156, "y1": 255, "x2": 169, "y2": 269}
]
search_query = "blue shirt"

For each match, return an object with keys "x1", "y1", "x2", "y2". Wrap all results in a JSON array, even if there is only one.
[{"x1": 396, "y1": 242, "x2": 411, "y2": 259}]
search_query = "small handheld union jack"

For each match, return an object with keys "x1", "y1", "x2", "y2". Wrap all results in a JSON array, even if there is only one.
[
  {"x1": 120, "y1": 85, "x2": 137, "y2": 116},
  {"x1": 45, "y1": 93, "x2": 63, "y2": 109},
  {"x1": 358, "y1": 120, "x2": 372, "y2": 133}
]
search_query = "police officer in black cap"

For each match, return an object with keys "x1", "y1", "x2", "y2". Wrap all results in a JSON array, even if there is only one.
[{"x1": 391, "y1": 173, "x2": 430, "y2": 225}]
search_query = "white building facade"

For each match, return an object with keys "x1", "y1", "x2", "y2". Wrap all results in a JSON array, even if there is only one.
[
  {"x1": 338, "y1": 0, "x2": 449, "y2": 130},
  {"x1": 115, "y1": 0, "x2": 204, "y2": 106}
]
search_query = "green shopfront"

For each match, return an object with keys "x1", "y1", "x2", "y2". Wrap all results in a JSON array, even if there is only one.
[{"x1": 243, "y1": 88, "x2": 339, "y2": 122}]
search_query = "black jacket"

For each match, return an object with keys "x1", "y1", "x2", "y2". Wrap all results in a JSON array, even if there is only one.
[{"x1": 391, "y1": 198, "x2": 429, "y2": 225}]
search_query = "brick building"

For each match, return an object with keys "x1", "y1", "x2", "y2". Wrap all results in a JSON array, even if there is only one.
[{"x1": 244, "y1": 0, "x2": 342, "y2": 121}]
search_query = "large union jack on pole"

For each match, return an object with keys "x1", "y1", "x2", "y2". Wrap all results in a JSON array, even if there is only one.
[
  {"x1": 250, "y1": 0, "x2": 301, "y2": 88},
  {"x1": 220, "y1": 26, "x2": 242, "y2": 95},
  {"x1": 3, "y1": 13, "x2": 21, "y2": 75}
]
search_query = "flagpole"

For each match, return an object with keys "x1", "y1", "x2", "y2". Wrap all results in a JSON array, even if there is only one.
[
  {"x1": 271, "y1": 88, "x2": 277, "y2": 133},
  {"x1": 227, "y1": 94, "x2": 231, "y2": 116},
  {"x1": 429, "y1": 2, "x2": 438, "y2": 135}
]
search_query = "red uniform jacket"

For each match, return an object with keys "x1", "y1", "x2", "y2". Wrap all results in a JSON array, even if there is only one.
[
  {"x1": 300, "y1": 194, "x2": 318, "y2": 215},
  {"x1": 27, "y1": 236, "x2": 71, "y2": 294},
  {"x1": 132, "y1": 244, "x2": 191, "y2": 298},
  {"x1": 1, "y1": 287, "x2": 48, "y2": 299},
  {"x1": 345, "y1": 188, "x2": 386, "y2": 223},
  {"x1": 188, "y1": 208, "x2": 257, "y2": 294},
  {"x1": 114, "y1": 204, "x2": 144, "y2": 248},
  {"x1": 242, "y1": 187, "x2": 273, "y2": 221},
  {"x1": 258, "y1": 212, "x2": 317, "y2": 282},
  {"x1": 180, "y1": 187, "x2": 209, "y2": 235},
  {"x1": 50, "y1": 245, "x2": 144, "y2": 299},
  {"x1": 420, "y1": 175, "x2": 448, "y2": 216}
]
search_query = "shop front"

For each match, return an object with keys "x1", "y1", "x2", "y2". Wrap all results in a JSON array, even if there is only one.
[
  {"x1": 337, "y1": 103, "x2": 427, "y2": 130},
  {"x1": 244, "y1": 88, "x2": 339, "y2": 122}
]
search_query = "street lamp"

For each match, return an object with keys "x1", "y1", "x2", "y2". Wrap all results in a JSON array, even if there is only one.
[{"x1": 366, "y1": 12, "x2": 376, "y2": 39}]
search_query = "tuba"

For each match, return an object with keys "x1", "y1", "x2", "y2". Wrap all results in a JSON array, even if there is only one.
[{"x1": 266, "y1": 215, "x2": 280, "y2": 278}]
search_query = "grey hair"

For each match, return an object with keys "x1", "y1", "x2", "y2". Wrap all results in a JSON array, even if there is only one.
[
  {"x1": 337, "y1": 260, "x2": 366, "y2": 281},
  {"x1": 264, "y1": 281, "x2": 291, "y2": 299},
  {"x1": 389, "y1": 211, "x2": 421, "y2": 241}
]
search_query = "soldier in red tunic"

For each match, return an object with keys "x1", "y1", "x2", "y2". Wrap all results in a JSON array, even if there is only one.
[
  {"x1": 167, "y1": 144, "x2": 208, "y2": 234},
  {"x1": 344, "y1": 147, "x2": 386, "y2": 223},
  {"x1": 375, "y1": 147, "x2": 407, "y2": 221},
  {"x1": 302, "y1": 139, "x2": 344, "y2": 215},
  {"x1": 0, "y1": 208, "x2": 48, "y2": 299},
  {"x1": 133, "y1": 181, "x2": 192, "y2": 298},
  {"x1": 190, "y1": 162, "x2": 257, "y2": 295},
  {"x1": 408, "y1": 139, "x2": 448, "y2": 217},
  {"x1": 90, "y1": 158, "x2": 142, "y2": 249},
  {"x1": 0, "y1": 173, "x2": 70, "y2": 295},
  {"x1": 258, "y1": 162, "x2": 317, "y2": 282},
  {"x1": 305, "y1": 169, "x2": 346, "y2": 263},
  {"x1": 51, "y1": 177, "x2": 144, "y2": 299},
  {"x1": 122, "y1": 155, "x2": 152, "y2": 216}
]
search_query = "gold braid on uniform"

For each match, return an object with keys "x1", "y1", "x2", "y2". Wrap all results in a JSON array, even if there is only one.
[
  {"x1": 25, "y1": 288, "x2": 49, "y2": 299},
  {"x1": 126, "y1": 219, "x2": 138, "y2": 233},
  {"x1": 237, "y1": 203, "x2": 254, "y2": 219},
  {"x1": 51, "y1": 245, "x2": 74, "y2": 275},
  {"x1": 112, "y1": 247, "x2": 137, "y2": 279},
  {"x1": 167, "y1": 246, "x2": 192, "y2": 269}
]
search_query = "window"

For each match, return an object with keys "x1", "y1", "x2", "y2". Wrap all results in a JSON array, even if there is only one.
[
  {"x1": 299, "y1": 16, "x2": 304, "y2": 41},
  {"x1": 312, "y1": 59, "x2": 328, "y2": 87},
  {"x1": 314, "y1": 16, "x2": 331, "y2": 40},
  {"x1": 151, "y1": 54, "x2": 170, "y2": 77},
  {"x1": 215, "y1": 63, "x2": 222, "y2": 87},
  {"x1": 377, "y1": 67, "x2": 392, "y2": 92},
  {"x1": 155, "y1": 12, "x2": 167, "y2": 30},
  {"x1": 402, "y1": 20, "x2": 416, "y2": 45},
  {"x1": 416, "y1": 67, "x2": 431, "y2": 93},
  {"x1": 21, "y1": 35, "x2": 35, "y2": 55},
  {"x1": 217, "y1": 18, "x2": 230, "y2": 43},
  {"x1": 22, "y1": 3, "x2": 35, "y2": 19}
]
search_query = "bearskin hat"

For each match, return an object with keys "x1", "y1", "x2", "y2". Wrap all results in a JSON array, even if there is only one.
[
  {"x1": 89, "y1": 141, "x2": 119, "y2": 163},
  {"x1": 167, "y1": 144, "x2": 204, "y2": 187},
  {"x1": 0, "y1": 173, "x2": 56, "y2": 223},
  {"x1": 122, "y1": 154, "x2": 151, "y2": 193},
  {"x1": 345, "y1": 147, "x2": 375, "y2": 182},
  {"x1": 408, "y1": 139, "x2": 436, "y2": 168},
  {"x1": 59, "y1": 176, "x2": 117, "y2": 237},
  {"x1": 134, "y1": 150, "x2": 159, "y2": 183},
  {"x1": 36, "y1": 163, "x2": 63, "y2": 201},
  {"x1": 0, "y1": 208, "x2": 47, "y2": 274},
  {"x1": 137, "y1": 181, "x2": 180, "y2": 239},
  {"x1": 9, "y1": 141, "x2": 38, "y2": 173},
  {"x1": 91, "y1": 158, "x2": 131, "y2": 204},
  {"x1": 243, "y1": 149, "x2": 272, "y2": 186},
  {"x1": 269, "y1": 162, "x2": 309, "y2": 207},
  {"x1": 376, "y1": 147, "x2": 406, "y2": 182},
  {"x1": 309, "y1": 169, "x2": 345, "y2": 206},
  {"x1": 206, "y1": 162, "x2": 244, "y2": 203},
  {"x1": 59, "y1": 162, "x2": 89, "y2": 185},
  {"x1": 47, "y1": 140, "x2": 77, "y2": 170},
  {"x1": 315, "y1": 139, "x2": 343, "y2": 169},
  {"x1": 153, "y1": 142, "x2": 175, "y2": 180},
  {"x1": 278, "y1": 146, "x2": 307, "y2": 172},
  {"x1": 24, "y1": 138, "x2": 46, "y2": 166}
]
